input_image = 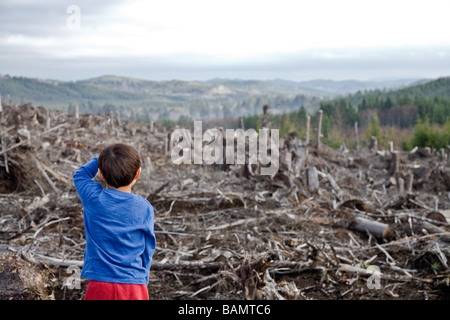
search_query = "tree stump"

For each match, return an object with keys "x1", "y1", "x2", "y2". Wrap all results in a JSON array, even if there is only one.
[
  {"x1": 0, "y1": 252, "x2": 50, "y2": 300},
  {"x1": 315, "y1": 110, "x2": 323, "y2": 149},
  {"x1": 307, "y1": 166, "x2": 319, "y2": 194},
  {"x1": 369, "y1": 136, "x2": 378, "y2": 151},
  {"x1": 389, "y1": 151, "x2": 400, "y2": 176}
]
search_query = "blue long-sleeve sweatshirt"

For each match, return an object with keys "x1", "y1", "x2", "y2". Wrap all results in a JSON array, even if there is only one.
[{"x1": 73, "y1": 157, "x2": 156, "y2": 285}]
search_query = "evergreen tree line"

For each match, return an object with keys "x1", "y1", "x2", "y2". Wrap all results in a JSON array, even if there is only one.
[{"x1": 243, "y1": 93, "x2": 450, "y2": 151}]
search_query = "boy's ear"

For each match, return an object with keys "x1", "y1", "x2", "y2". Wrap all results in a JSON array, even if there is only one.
[
  {"x1": 98, "y1": 169, "x2": 106, "y2": 181},
  {"x1": 134, "y1": 167, "x2": 141, "y2": 180}
]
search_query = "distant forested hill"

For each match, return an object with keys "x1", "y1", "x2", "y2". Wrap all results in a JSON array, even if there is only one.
[
  {"x1": 0, "y1": 74, "x2": 328, "y2": 120},
  {"x1": 0, "y1": 74, "x2": 421, "y2": 121},
  {"x1": 244, "y1": 76, "x2": 450, "y2": 150},
  {"x1": 341, "y1": 76, "x2": 450, "y2": 126},
  {"x1": 267, "y1": 78, "x2": 423, "y2": 95}
]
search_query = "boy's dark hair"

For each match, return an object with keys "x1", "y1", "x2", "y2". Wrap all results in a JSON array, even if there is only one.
[{"x1": 98, "y1": 143, "x2": 141, "y2": 188}]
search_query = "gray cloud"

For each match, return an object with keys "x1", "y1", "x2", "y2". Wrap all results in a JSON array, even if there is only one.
[
  {"x1": 1, "y1": 1, "x2": 449, "y2": 82},
  {"x1": 2, "y1": 46, "x2": 449, "y2": 82},
  {"x1": 0, "y1": 1, "x2": 125, "y2": 37}
]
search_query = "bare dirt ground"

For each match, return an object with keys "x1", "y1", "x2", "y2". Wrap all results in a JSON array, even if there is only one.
[{"x1": 0, "y1": 103, "x2": 449, "y2": 300}]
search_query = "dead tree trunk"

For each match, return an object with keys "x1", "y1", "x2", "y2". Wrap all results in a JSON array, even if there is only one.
[
  {"x1": 354, "y1": 122, "x2": 359, "y2": 151},
  {"x1": 291, "y1": 145, "x2": 308, "y2": 177},
  {"x1": 389, "y1": 141, "x2": 394, "y2": 153},
  {"x1": 406, "y1": 172, "x2": 414, "y2": 193},
  {"x1": 144, "y1": 157, "x2": 154, "y2": 178},
  {"x1": 390, "y1": 151, "x2": 399, "y2": 176},
  {"x1": 116, "y1": 111, "x2": 121, "y2": 127},
  {"x1": 164, "y1": 136, "x2": 169, "y2": 156},
  {"x1": 34, "y1": 159, "x2": 60, "y2": 194},
  {"x1": 326, "y1": 173, "x2": 340, "y2": 193},
  {"x1": 74, "y1": 104, "x2": 79, "y2": 121},
  {"x1": 307, "y1": 166, "x2": 319, "y2": 193},
  {"x1": 0, "y1": 105, "x2": 9, "y2": 174},
  {"x1": 397, "y1": 177, "x2": 405, "y2": 195},
  {"x1": 262, "y1": 105, "x2": 269, "y2": 128},
  {"x1": 150, "y1": 121, "x2": 154, "y2": 133},
  {"x1": 239, "y1": 117, "x2": 245, "y2": 130},
  {"x1": 369, "y1": 136, "x2": 378, "y2": 151},
  {"x1": 110, "y1": 111, "x2": 115, "y2": 130},
  {"x1": 439, "y1": 148, "x2": 446, "y2": 162},
  {"x1": 306, "y1": 115, "x2": 310, "y2": 146},
  {"x1": 315, "y1": 110, "x2": 323, "y2": 149},
  {"x1": 164, "y1": 132, "x2": 172, "y2": 156},
  {"x1": 45, "y1": 109, "x2": 51, "y2": 130}
]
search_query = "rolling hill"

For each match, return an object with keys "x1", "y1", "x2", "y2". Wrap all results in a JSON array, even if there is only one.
[
  {"x1": 268, "y1": 78, "x2": 424, "y2": 94},
  {"x1": 0, "y1": 74, "x2": 429, "y2": 121}
]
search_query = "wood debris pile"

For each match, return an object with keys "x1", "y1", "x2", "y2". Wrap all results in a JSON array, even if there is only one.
[{"x1": 0, "y1": 103, "x2": 449, "y2": 300}]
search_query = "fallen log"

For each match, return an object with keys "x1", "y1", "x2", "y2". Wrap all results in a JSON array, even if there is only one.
[
  {"x1": 326, "y1": 173, "x2": 340, "y2": 193},
  {"x1": 352, "y1": 216, "x2": 389, "y2": 239},
  {"x1": 39, "y1": 162, "x2": 71, "y2": 185},
  {"x1": 34, "y1": 159, "x2": 60, "y2": 194},
  {"x1": 207, "y1": 217, "x2": 260, "y2": 231},
  {"x1": 338, "y1": 263, "x2": 432, "y2": 283},
  {"x1": 22, "y1": 252, "x2": 315, "y2": 272},
  {"x1": 420, "y1": 221, "x2": 450, "y2": 242},
  {"x1": 24, "y1": 253, "x2": 230, "y2": 271}
]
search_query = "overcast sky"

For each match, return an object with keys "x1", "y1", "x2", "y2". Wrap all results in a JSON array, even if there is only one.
[{"x1": 1, "y1": 0, "x2": 450, "y2": 82}]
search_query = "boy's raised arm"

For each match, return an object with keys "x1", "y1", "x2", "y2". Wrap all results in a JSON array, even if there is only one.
[{"x1": 73, "y1": 156, "x2": 101, "y2": 203}]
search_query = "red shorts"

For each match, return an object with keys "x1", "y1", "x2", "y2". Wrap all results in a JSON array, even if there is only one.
[{"x1": 84, "y1": 280, "x2": 149, "y2": 300}]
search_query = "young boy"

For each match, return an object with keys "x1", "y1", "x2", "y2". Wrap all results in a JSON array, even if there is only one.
[{"x1": 73, "y1": 143, "x2": 156, "y2": 300}]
